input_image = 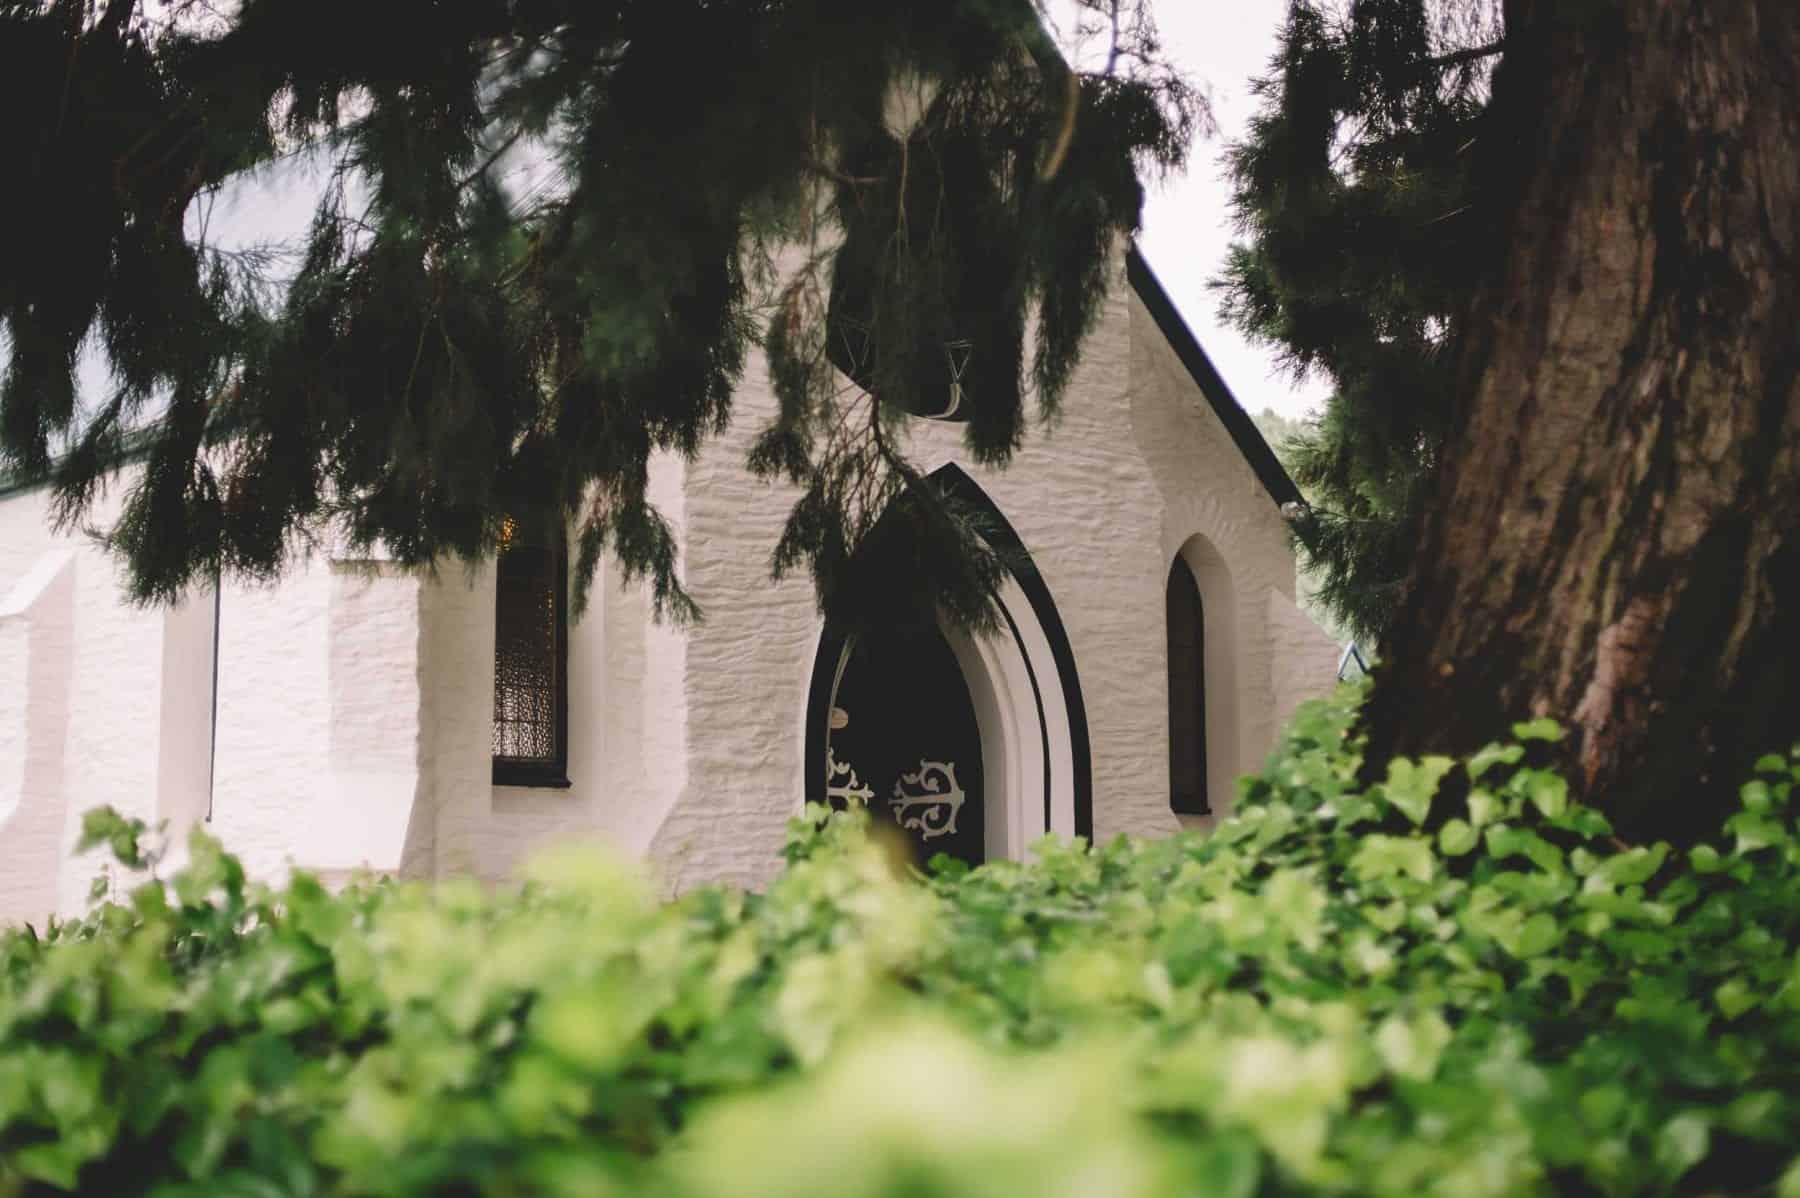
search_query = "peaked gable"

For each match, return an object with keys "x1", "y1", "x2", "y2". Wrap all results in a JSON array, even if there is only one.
[{"x1": 1125, "y1": 244, "x2": 1303, "y2": 509}]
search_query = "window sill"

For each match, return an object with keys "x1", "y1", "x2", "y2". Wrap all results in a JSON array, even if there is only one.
[{"x1": 492, "y1": 768, "x2": 572, "y2": 790}]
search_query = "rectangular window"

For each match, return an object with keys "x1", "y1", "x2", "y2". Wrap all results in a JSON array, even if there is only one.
[{"x1": 492, "y1": 518, "x2": 569, "y2": 787}]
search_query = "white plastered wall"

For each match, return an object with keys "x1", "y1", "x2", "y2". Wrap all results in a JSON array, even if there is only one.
[
  {"x1": 0, "y1": 483, "x2": 190, "y2": 921},
  {"x1": 623, "y1": 243, "x2": 1337, "y2": 891},
  {"x1": 414, "y1": 451, "x2": 690, "y2": 885},
  {"x1": 0, "y1": 242, "x2": 1340, "y2": 919},
  {"x1": 0, "y1": 544, "x2": 75, "y2": 924},
  {"x1": 193, "y1": 549, "x2": 421, "y2": 891},
  {"x1": 0, "y1": 477, "x2": 436, "y2": 924}
]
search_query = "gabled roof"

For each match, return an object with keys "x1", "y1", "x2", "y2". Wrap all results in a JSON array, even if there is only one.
[{"x1": 1125, "y1": 244, "x2": 1303, "y2": 509}]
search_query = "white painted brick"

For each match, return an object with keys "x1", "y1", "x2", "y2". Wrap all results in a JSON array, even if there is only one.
[{"x1": 0, "y1": 245, "x2": 1339, "y2": 924}]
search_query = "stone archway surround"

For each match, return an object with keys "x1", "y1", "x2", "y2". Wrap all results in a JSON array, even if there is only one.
[{"x1": 802, "y1": 465, "x2": 1092, "y2": 860}]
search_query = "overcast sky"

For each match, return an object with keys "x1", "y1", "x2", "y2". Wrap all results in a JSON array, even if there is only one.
[{"x1": 1132, "y1": 1, "x2": 1328, "y2": 422}]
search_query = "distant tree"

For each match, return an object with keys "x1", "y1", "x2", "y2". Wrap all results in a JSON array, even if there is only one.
[
  {"x1": 1247, "y1": 406, "x2": 1306, "y2": 462},
  {"x1": 1218, "y1": 0, "x2": 1495, "y2": 644},
  {"x1": 1249, "y1": 405, "x2": 1351, "y2": 644},
  {"x1": 0, "y1": 0, "x2": 1195, "y2": 633}
]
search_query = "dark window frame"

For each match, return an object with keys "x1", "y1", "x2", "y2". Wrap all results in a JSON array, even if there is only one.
[
  {"x1": 1166, "y1": 554, "x2": 1210, "y2": 816},
  {"x1": 491, "y1": 526, "x2": 571, "y2": 789}
]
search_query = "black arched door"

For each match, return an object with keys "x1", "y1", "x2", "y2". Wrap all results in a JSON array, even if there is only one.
[{"x1": 826, "y1": 621, "x2": 985, "y2": 868}]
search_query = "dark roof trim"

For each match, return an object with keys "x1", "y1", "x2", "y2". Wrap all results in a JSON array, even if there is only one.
[
  {"x1": 0, "y1": 424, "x2": 161, "y2": 501},
  {"x1": 1125, "y1": 243, "x2": 1303, "y2": 509},
  {"x1": 0, "y1": 458, "x2": 48, "y2": 500}
]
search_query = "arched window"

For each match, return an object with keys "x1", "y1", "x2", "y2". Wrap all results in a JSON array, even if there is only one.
[
  {"x1": 1166, "y1": 555, "x2": 1209, "y2": 815},
  {"x1": 492, "y1": 517, "x2": 569, "y2": 787}
]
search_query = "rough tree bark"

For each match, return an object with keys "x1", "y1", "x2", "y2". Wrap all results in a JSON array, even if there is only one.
[{"x1": 1362, "y1": 0, "x2": 1800, "y2": 843}]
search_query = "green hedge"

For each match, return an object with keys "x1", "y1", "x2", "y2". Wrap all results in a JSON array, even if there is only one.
[{"x1": 4, "y1": 691, "x2": 1800, "y2": 1197}]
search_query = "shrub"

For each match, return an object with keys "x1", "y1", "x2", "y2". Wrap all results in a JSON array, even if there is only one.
[{"x1": 3, "y1": 690, "x2": 1799, "y2": 1197}]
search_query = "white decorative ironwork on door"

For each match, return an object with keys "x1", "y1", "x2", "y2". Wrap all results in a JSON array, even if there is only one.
[{"x1": 889, "y1": 760, "x2": 964, "y2": 840}]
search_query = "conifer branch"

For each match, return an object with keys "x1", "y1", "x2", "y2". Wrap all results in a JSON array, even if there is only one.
[
  {"x1": 457, "y1": 128, "x2": 524, "y2": 193},
  {"x1": 804, "y1": 158, "x2": 884, "y2": 189},
  {"x1": 94, "y1": 0, "x2": 136, "y2": 38},
  {"x1": 1420, "y1": 39, "x2": 1506, "y2": 71},
  {"x1": 3, "y1": 0, "x2": 1191, "y2": 627}
]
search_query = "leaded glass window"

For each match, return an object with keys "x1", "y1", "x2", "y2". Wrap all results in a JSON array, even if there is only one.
[{"x1": 492, "y1": 518, "x2": 568, "y2": 786}]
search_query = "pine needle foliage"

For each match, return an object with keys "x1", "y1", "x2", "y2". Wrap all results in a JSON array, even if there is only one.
[
  {"x1": 1217, "y1": 0, "x2": 1502, "y2": 645},
  {"x1": 0, "y1": 0, "x2": 1196, "y2": 627}
]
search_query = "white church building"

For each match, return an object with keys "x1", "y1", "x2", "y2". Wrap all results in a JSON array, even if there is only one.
[{"x1": 0, "y1": 245, "x2": 1340, "y2": 924}]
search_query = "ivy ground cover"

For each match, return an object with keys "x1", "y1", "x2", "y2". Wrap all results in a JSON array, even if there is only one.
[{"x1": 3, "y1": 690, "x2": 1799, "y2": 1196}]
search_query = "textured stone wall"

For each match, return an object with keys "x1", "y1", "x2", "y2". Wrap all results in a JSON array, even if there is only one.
[
  {"x1": 0, "y1": 546, "x2": 75, "y2": 925},
  {"x1": 155, "y1": 587, "x2": 216, "y2": 845},
  {"x1": 0, "y1": 478, "x2": 436, "y2": 925},
  {"x1": 202, "y1": 553, "x2": 422, "y2": 891},
  {"x1": 635, "y1": 245, "x2": 1336, "y2": 891},
  {"x1": 0, "y1": 484, "x2": 170, "y2": 921},
  {"x1": 0, "y1": 484, "x2": 62, "y2": 601},
  {"x1": 0, "y1": 245, "x2": 1339, "y2": 920},
  {"x1": 1267, "y1": 589, "x2": 1346, "y2": 749},
  {"x1": 416, "y1": 454, "x2": 692, "y2": 886}
]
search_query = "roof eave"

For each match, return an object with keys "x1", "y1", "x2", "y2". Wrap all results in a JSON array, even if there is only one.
[{"x1": 1124, "y1": 242, "x2": 1303, "y2": 509}]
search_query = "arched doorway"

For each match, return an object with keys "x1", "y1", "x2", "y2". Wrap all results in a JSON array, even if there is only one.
[
  {"x1": 825, "y1": 619, "x2": 987, "y2": 868},
  {"x1": 804, "y1": 466, "x2": 1092, "y2": 866}
]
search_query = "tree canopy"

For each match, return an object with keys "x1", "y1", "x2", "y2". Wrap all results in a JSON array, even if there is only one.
[
  {"x1": 0, "y1": 0, "x2": 1195, "y2": 628},
  {"x1": 1218, "y1": 0, "x2": 1501, "y2": 644}
]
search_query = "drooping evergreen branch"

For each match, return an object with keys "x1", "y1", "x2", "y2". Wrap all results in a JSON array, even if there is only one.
[
  {"x1": 0, "y1": 0, "x2": 1197, "y2": 632},
  {"x1": 1420, "y1": 38, "x2": 1505, "y2": 70}
]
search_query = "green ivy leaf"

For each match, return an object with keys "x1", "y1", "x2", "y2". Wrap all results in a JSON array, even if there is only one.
[
  {"x1": 1716, "y1": 979, "x2": 1761, "y2": 1019},
  {"x1": 1511, "y1": 718, "x2": 1565, "y2": 743},
  {"x1": 1578, "y1": 1084, "x2": 1629, "y2": 1129},
  {"x1": 1374, "y1": 1011, "x2": 1452, "y2": 1081},
  {"x1": 1351, "y1": 835, "x2": 1437, "y2": 883},
  {"x1": 1596, "y1": 843, "x2": 1669, "y2": 887},
  {"x1": 13, "y1": 1139, "x2": 91, "y2": 1190},
  {"x1": 1467, "y1": 788, "x2": 1504, "y2": 829},
  {"x1": 1655, "y1": 1112, "x2": 1711, "y2": 1180},
  {"x1": 1548, "y1": 806, "x2": 1613, "y2": 842},
  {"x1": 77, "y1": 807, "x2": 146, "y2": 870},
  {"x1": 1519, "y1": 770, "x2": 1568, "y2": 820},
  {"x1": 1741, "y1": 780, "x2": 1775, "y2": 813},
  {"x1": 1753, "y1": 753, "x2": 1789, "y2": 776},
  {"x1": 1485, "y1": 825, "x2": 1566, "y2": 875},
  {"x1": 1383, "y1": 756, "x2": 1456, "y2": 827},
  {"x1": 1690, "y1": 844, "x2": 1728, "y2": 874},
  {"x1": 1778, "y1": 1155, "x2": 1800, "y2": 1198},
  {"x1": 1438, "y1": 820, "x2": 1478, "y2": 857},
  {"x1": 1187, "y1": 1130, "x2": 1262, "y2": 1198},
  {"x1": 1513, "y1": 912, "x2": 1562, "y2": 958},
  {"x1": 1727, "y1": 813, "x2": 1789, "y2": 856},
  {"x1": 1467, "y1": 742, "x2": 1525, "y2": 781}
]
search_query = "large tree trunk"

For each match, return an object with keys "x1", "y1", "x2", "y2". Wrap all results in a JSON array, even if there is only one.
[{"x1": 1362, "y1": 0, "x2": 1800, "y2": 843}]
